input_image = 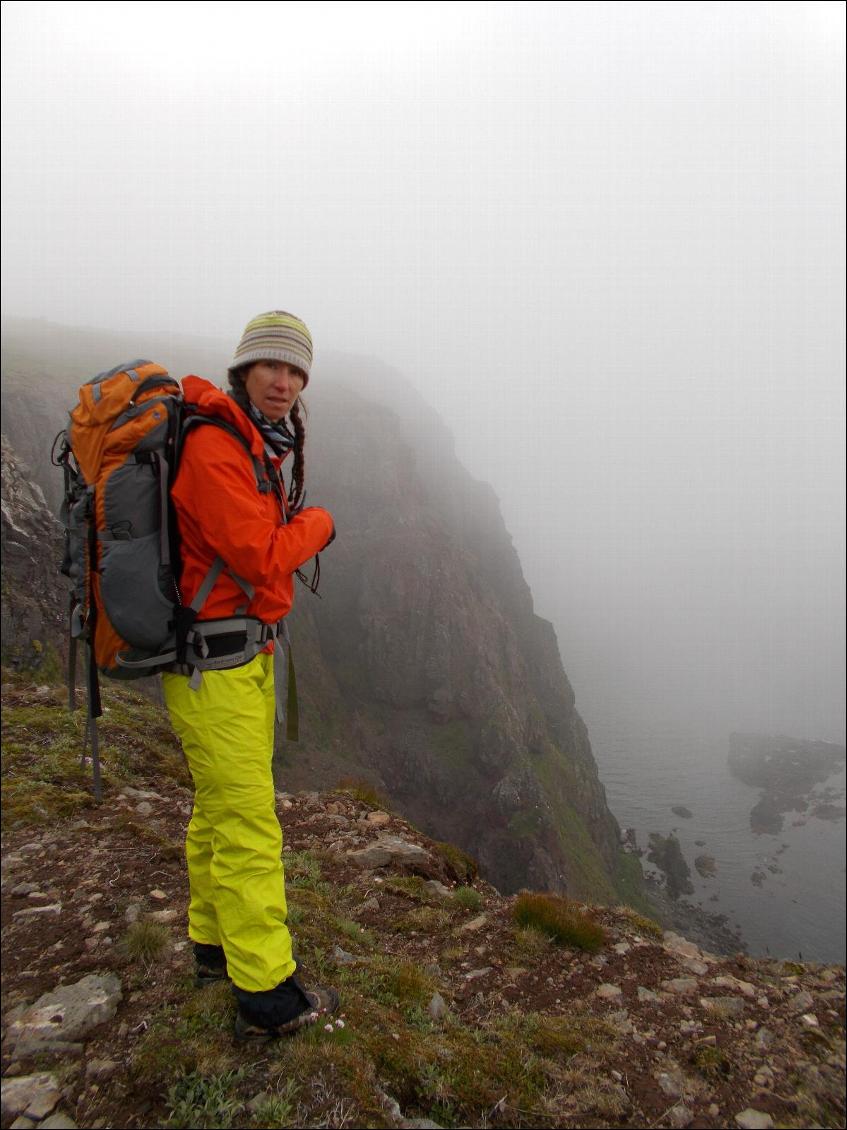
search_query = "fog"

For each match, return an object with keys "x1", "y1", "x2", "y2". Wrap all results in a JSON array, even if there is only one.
[{"x1": 3, "y1": 1, "x2": 845, "y2": 744}]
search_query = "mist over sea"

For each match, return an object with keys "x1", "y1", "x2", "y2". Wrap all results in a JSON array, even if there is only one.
[{"x1": 572, "y1": 676, "x2": 847, "y2": 965}]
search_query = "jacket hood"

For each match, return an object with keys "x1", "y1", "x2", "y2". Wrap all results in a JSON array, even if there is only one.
[{"x1": 181, "y1": 375, "x2": 265, "y2": 460}]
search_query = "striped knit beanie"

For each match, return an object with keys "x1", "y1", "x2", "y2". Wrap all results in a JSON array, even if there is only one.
[{"x1": 228, "y1": 311, "x2": 313, "y2": 385}]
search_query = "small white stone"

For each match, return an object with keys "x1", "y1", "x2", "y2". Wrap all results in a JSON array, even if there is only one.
[{"x1": 734, "y1": 1109, "x2": 774, "y2": 1130}]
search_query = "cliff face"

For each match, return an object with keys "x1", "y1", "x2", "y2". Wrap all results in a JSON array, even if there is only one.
[
  {"x1": 0, "y1": 319, "x2": 637, "y2": 906},
  {"x1": 0, "y1": 434, "x2": 66, "y2": 674}
]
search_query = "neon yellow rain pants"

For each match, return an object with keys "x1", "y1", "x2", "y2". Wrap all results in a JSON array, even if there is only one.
[{"x1": 162, "y1": 652, "x2": 296, "y2": 993}]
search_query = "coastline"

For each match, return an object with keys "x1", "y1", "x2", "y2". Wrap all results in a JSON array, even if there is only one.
[{"x1": 643, "y1": 874, "x2": 749, "y2": 957}]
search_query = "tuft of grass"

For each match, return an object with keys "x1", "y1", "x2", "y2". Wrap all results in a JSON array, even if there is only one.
[
  {"x1": 335, "y1": 777, "x2": 388, "y2": 809},
  {"x1": 452, "y1": 886, "x2": 483, "y2": 912},
  {"x1": 165, "y1": 1067, "x2": 247, "y2": 1129},
  {"x1": 512, "y1": 892, "x2": 606, "y2": 952},
  {"x1": 395, "y1": 905, "x2": 451, "y2": 934},
  {"x1": 284, "y1": 849, "x2": 323, "y2": 888},
  {"x1": 332, "y1": 915, "x2": 376, "y2": 948},
  {"x1": 119, "y1": 918, "x2": 170, "y2": 965},
  {"x1": 248, "y1": 1080, "x2": 299, "y2": 1129},
  {"x1": 691, "y1": 1043, "x2": 732, "y2": 1078},
  {"x1": 433, "y1": 841, "x2": 478, "y2": 884}
]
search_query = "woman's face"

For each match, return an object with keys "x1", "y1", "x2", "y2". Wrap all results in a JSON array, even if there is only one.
[{"x1": 244, "y1": 360, "x2": 306, "y2": 422}]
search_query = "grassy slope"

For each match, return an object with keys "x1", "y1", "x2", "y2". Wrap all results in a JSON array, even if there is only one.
[{"x1": 2, "y1": 671, "x2": 845, "y2": 1130}]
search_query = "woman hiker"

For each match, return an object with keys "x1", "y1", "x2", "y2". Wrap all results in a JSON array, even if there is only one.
[{"x1": 162, "y1": 310, "x2": 339, "y2": 1040}]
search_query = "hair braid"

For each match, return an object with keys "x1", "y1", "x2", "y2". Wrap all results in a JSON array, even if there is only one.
[
  {"x1": 287, "y1": 399, "x2": 307, "y2": 511},
  {"x1": 226, "y1": 366, "x2": 252, "y2": 415}
]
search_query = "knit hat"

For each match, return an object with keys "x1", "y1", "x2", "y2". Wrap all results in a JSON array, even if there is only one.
[{"x1": 228, "y1": 311, "x2": 313, "y2": 385}]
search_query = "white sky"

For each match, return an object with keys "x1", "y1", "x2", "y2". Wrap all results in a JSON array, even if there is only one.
[{"x1": 2, "y1": 1, "x2": 845, "y2": 740}]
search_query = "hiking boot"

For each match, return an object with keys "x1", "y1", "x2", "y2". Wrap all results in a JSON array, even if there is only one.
[
  {"x1": 193, "y1": 942, "x2": 229, "y2": 987},
  {"x1": 233, "y1": 973, "x2": 339, "y2": 1041}
]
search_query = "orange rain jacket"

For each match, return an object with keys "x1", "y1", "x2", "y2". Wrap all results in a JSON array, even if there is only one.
[{"x1": 173, "y1": 376, "x2": 334, "y2": 628}]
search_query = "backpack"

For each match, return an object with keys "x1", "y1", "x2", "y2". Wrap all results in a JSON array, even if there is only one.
[{"x1": 53, "y1": 360, "x2": 300, "y2": 799}]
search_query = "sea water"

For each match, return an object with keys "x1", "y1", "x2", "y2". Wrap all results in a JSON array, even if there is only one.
[{"x1": 576, "y1": 691, "x2": 847, "y2": 965}]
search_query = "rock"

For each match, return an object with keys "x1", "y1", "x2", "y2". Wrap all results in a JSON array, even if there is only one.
[
  {"x1": 10, "y1": 882, "x2": 39, "y2": 895},
  {"x1": 458, "y1": 915, "x2": 486, "y2": 933},
  {"x1": 734, "y1": 1110, "x2": 774, "y2": 1129},
  {"x1": 346, "y1": 835, "x2": 431, "y2": 871},
  {"x1": 681, "y1": 959, "x2": 709, "y2": 976},
  {"x1": 149, "y1": 889, "x2": 168, "y2": 900},
  {"x1": 656, "y1": 1072, "x2": 685, "y2": 1099},
  {"x1": 755, "y1": 1027, "x2": 776, "y2": 1050},
  {"x1": 648, "y1": 834, "x2": 694, "y2": 898},
  {"x1": 464, "y1": 967, "x2": 493, "y2": 981},
  {"x1": 613, "y1": 942, "x2": 631, "y2": 955},
  {"x1": 637, "y1": 986, "x2": 659, "y2": 1003},
  {"x1": 789, "y1": 990, "x2": 815, "y2": 1012},
  {"x1": 668, "y1": 1102, "x2": 694, "y2": 1128},
  {"x1": 359, "y1": 898, "x2": 381, "y2": 913},
  {"x1": 427, "y1": 992, "x2": 447, "y2": 1020},
  {"x1": 700, "y1": 996, "x2": 747, "y2": 1018},
  {"x1": 424, "y1": 881, "x2": 451, "y2": 898},
  {"x1": 332, "y1": 946, "x2": 358, "y2": 966},
  {"x1": 400, "y1": 1121, "x2": 443, "y2": 1129},
  {"x1": 694, "y1": 854, "x2": 717, "y2": 878},
  {"x1": 12, "y1": 904, "x2": 62, "y2": 920},
  {"x1": 247, "y1": 1091, "x2": 273, "y2": 1114},
  {"x1": 366, "y1": 811, "x2": 391, "y2": 826},
  {"x1": 148, "y1": 909, "x2": 178, "y2": 924},
  {"x1": 7, "y1": 974, "x2": 123, "y2": 1055},
  {"x1": 712, "y1": 976, "x2": 757, "y2": 998},
  {"x1": 85, "y1": 1059, "x2": 119, "y2": 1082},
  {"x1": 10, "y1": 1118, "x2": 37, "y2": 1129},
  {"x1": 37, "y1": 1115, "x2": 77, "y2": 1129},
  {"x1": 122, "y1": 786, "x2": 164, "y2": 800},
  {"x1": 801, "y1": 1013, "x2": 819, "y2": 1027},
  {"x1": 1, "y1": 1075, "x2": 61, "y2": 1122},
  {"x1": 671, "y1": 806, "x2": 693, "y2": 819},
  {"x1": 135, "y1": 802, "x2": 153, "y2": 817},
  {"x1": 662, "y1": 933, "x2": 705, "y2": 961},
  {"x1": 596, "y1": 983, "x2": 623, "y2": 999},
  {"x1": 662, "y1": 978, "x2": 700, "y2": 996}
]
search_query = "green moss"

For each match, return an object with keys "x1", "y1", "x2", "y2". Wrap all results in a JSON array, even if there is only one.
[
  {"x1": 532, "y1": 747, "x2": 623, "y2": 905},
  {"x1": 332, "y1": 915, "x2": 376, "y2": 948},
  {"x1": 452, "y1": 886, "x2": 483, "y2": 912},
  {"x1": 429, "y1": 719, "x2": 475, "y2": 768},
  {"x1": 507, "y1": 808, "x2": 545, "y2": 837},
  {"x1": 615, "y1": 904, "x2": 663, "y2": 939},
  {"x1": 612, "y1": 851, "x2": 654, "y2": 916},
  {"x1": 383, "y1": 876, "x2": 440, "y2": 903}
]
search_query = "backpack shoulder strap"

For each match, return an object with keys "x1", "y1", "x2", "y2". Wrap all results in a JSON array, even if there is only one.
[{"x1": 181, "y1": 414, "x2": 271, "y2": 493}]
